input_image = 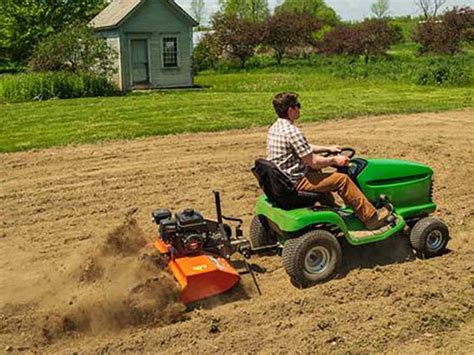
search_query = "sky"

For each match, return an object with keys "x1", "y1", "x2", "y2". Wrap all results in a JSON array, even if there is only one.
[{"x1": 176, "y1": 0, "x2": 473, "y2": 21}]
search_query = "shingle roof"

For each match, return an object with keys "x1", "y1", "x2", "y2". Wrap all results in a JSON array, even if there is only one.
[
  {"x1": 90, "y1": 0, "x2": 142, "y2": 30},
  {"x1": 90, "y1": 0, "x2": 198, "y2": 30}
]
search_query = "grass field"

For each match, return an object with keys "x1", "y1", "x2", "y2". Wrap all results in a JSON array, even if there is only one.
[{"x1": 0, "y1": 69, "x2": 472, "y2": 152}]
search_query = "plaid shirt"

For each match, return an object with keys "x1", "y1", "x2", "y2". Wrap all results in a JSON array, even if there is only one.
[{"x1": 267, "y1": 118, "x2": 312, "y2": 183}]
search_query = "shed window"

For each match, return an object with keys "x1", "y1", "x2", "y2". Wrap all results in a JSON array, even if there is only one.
[{"x1": 163, "y1": 37, "x2": 178, "y2": 68}]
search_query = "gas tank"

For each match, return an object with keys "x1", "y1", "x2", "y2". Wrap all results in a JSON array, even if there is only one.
[{"x1": 354, "y1": 159, "x2": 433, "y2": 208}]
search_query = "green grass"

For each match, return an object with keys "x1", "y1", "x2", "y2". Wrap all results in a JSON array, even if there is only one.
[
  {"x1": 388, "y1": 42, "x2": 421, "y2": 58},
  {"x1": 0, "y1": 70, "x2": 472, "y2": 152}
]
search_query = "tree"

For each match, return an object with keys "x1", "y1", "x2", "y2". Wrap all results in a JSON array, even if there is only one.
[
  {"x1": 413, "y1": 7, "x2": 474, "y2": 54},
  {"x1": 190, "y1": 0, "x2": 206, "y2": 24},
  {"x1": 415, "y1": 0, "x2": 447, "y2": 19},
  {"x1": 212, "y1": 14, "x2": 262, "y2": 68},
  {"x1": 218, "y1": 0, "x2": 270, "y2": 22},
  {"x1": 371, "y1": 0, "x2": 390, "y2": 19},
  {"x1": 28, "y1": 24, "x2": 117, "y2": 76},
  {"x1": 275, "y1": 0, "x2": 339, "y2": 26},
  {"x1": 319, "y1": 19, "x2": 401, "y2": 62},
  {"x1": 262, "y1": 13, "x2": 321, "y2": 65},
  {"x1": 0, "y1": 0, "x2": 108, "y2": 66}
]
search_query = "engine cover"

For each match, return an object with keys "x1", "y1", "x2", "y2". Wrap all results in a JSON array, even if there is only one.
[{"x1": 176, "y1": 209, "x2": 208, "y2": 234}]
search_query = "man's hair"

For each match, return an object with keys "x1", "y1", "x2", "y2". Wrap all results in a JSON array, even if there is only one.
[{"x1": 273, "y1": 92, "x2": 299, "y2": 118}]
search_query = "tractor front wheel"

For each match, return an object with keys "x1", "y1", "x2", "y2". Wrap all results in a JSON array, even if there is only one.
[
  {"x1": 409, "y1": 217, "x2": 449, "y2": 258},
  {"x1": 282, "y1": 230, "x2": 341, "y2": 288}
]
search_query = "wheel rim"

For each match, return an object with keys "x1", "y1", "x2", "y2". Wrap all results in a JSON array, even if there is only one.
[
  {"x1": 426, "y1": 230, "x2": 444, "y2": 251},
  {"x1": 304, "y1": 246, "x2": 330, "y2": 274}
]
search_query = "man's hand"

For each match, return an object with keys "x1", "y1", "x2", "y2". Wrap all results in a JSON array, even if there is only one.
[
  {"x1": 332, "y1": 155, "x2": 349, "y2": 167},
  {"x1": 302, "y1": 151, "x2": 349, "y2": 170}
]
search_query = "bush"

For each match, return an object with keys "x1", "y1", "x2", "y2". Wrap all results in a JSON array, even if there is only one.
[
  {"x1": 308, "y1": 54, "x2": 472, "y2": 86},
  {"x1": 193, "y1": 33, "x2": 221, "y2": 72},
  {"x1": 414, "y1": 56, "x2": 472, "y2": 85},
  {"x1": 28, "y1": 24, "x2": 117, "y2": 76},
  {"x1": 319, "y1": 19, "x2": 402, "y2": 60},
  {"x1": 389, "y1": 16, "x2": 418, "y2": 43},
  {"x1": 0, "y1": 72, "x2": 118, "y2": 103},
  {"x1": 413, "y1": 7, "x2": 474, "y2": 54},
  {"x1": 0, "y1": 59, "x2": 23, "y2": 74}
]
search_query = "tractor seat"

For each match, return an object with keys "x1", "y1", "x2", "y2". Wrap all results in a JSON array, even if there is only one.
[{"x1": 251, "y1": 159, "x2": 325, "y2": 210}]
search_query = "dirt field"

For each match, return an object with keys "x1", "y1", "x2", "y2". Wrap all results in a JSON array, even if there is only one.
[{"x1": 1, "y1": 110, "x2": 473, "y2": 354}]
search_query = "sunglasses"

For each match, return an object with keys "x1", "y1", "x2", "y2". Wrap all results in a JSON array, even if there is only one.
[{"x1": 292, "y1": 103, "x2": 301, "y2": 109}]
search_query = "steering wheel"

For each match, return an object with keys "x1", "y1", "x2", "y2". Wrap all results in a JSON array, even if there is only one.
[
  {"x1": 319, "y1": 147, "x2": 356, "y2": 174},
  {"x1": 320, "y1": 147, "x2": 356, "y2": 159}
]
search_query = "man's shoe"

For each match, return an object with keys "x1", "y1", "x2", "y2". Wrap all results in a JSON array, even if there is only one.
[{"x1": 365, "y1": 206, "x2": 392, "y2": 230}]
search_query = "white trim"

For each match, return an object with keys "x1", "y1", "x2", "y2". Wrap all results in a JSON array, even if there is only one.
[
  {"x1": 147, "y1": 39, "x2": 152, "y2": 85},
  {"x1": 129, "y1": 37, "x2": 151, "y2": 87},
  {"x1": 189, "y1": 28, "x2": 193, "y2": 85},
  {"x1": 117, "y1": 35, "x2": 123, "y2": 91},
  {"x1": 161, "y1": 34, "x2": 180, "y2": 69}
]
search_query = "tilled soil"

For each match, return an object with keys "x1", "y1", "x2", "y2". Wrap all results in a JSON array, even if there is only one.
[{"x1": 1, "y1": 110, "x2": 473, "y2": 354}]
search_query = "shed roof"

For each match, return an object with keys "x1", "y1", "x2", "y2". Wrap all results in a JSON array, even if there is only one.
[{"x1": 90, "y1": 0, "x2": 198, "y2": 30}]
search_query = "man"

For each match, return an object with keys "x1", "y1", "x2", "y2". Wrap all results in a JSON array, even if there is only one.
[{"x1": 267, "y1": 92, "x2": 391, "y2": 230}]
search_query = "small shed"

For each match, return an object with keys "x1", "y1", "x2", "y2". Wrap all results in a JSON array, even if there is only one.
[{"x1": 90, "y1": 0, "x2": 198, "y2": 91}]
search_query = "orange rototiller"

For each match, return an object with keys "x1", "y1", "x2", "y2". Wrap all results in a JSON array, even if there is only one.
[{"x1": 152, "y1": 192, "x2": 268, "y2": 304}]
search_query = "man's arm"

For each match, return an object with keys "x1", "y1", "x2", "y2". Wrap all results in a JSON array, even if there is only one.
[
  {"x1": 311, "y1": 144, "x2": 341, "y2": 154},
  {"x1": 302, "y1": 152, "x2": 349, "y2": 170}
]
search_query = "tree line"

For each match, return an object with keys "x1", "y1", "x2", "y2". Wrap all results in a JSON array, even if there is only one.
[
  {"x1": 0, "y1": 0, "x2": 472, "y2": 74},
  {"x1": 194, "y1": 3, "x2": 473, "y2": 71}
]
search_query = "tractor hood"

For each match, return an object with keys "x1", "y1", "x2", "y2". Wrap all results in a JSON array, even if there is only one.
[{"x1": 356, "y1": 159, "x2": 434, "y2": 211}]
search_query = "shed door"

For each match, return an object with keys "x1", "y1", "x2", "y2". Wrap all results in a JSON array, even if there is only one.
[{"x1": 131, "y1": 39, "x2": 149, "y2": 85}]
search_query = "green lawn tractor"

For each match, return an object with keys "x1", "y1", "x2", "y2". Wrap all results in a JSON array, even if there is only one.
[{"x1": 250, "y1": 148, "x2": 450, "y2": 288}]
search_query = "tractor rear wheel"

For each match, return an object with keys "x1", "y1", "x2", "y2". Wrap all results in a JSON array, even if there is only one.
[
  {"x1": 282, "y1": 230, "x2": 341, "y2": 288},
  {"x1": 410, "y1": 217, "x2": 449, "y2": 258}
]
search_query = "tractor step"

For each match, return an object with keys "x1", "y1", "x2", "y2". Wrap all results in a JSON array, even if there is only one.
[
  {"x1": 345, "y1": 216, "x2": 405, "y2": 245},
  {"x1": 350, "y1": 220, "x2": 398, "y2": 240}
]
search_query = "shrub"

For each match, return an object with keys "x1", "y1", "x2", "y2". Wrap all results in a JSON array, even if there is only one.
[
  {"x1": 0, "y1": 71, "x2": 118, "y2": 103},
  {"x1": 193, "y1": 33, "x2": 221, "y2": 72},
  {"x1": 414, "y1": 56, "x2": 472, "y2": 85},
  {"x1": 28, "y1": 24, "x2": 117, "y2": 76},
  {"x1": 319, "y1": 19, "x2": 402, "y2": 60},
  {"x1": 413, "y1": 7, "x2": 474, "y2": 54},
  {"x1": 0, "y1": 59, "x2": 23, "y2": 74},
  {"x1": 308, "y1": 54, "x2": 472, "y2": 86},
  {"x1": 389, "y1": 15, "x2": 418, "y2": 42}
]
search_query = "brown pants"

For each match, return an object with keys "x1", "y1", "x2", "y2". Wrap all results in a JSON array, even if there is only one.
[{"x1": 296, "y1": 171, "x2": 376, "y2": 223}]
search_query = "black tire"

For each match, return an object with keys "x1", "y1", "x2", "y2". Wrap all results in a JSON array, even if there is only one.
[
  {"x1": 282, "y1": 230, "x2": 341, "y2": 288},
  {"x1": 409, "y1": 217, "x2": 449, "y2": 258},
  {"x1": 249, "y1": 215, "x2": 269, "y2": 248}
]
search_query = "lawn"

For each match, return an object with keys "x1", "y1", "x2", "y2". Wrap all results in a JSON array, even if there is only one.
[{"x1": 0, "y1": 69, "x2": 472, "y2": 153}]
